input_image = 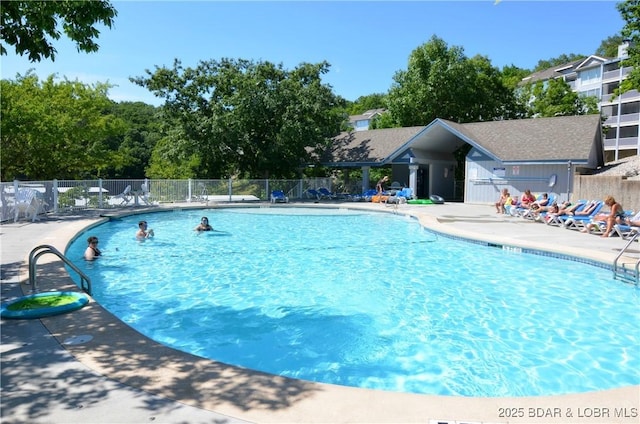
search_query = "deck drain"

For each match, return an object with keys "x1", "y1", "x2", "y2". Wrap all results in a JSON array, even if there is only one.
[{"x1": 63, "y1": 335, "x2": 93, "y2": 345}]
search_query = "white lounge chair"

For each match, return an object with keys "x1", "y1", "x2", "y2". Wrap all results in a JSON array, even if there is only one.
[
  {"x1": 140, "y1": 183, "x2": 153, "y2": 205},
  {"x1": 614, "y1": 211, "x2": 640, "y2": 239},
  {"x1": 13, "y1": 189, "x2": 39, "y2": 222},
  {"x1": 111, "y1": 185, "x2": 132, "y2": 206}
]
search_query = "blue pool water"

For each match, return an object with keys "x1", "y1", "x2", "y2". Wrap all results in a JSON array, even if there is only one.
[{"x1": 66, "y1": 207, "x2": 640, "y2": 397}]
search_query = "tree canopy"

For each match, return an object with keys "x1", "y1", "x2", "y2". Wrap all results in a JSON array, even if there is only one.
[
  {"x1": 385, "y1": 36, "x2": 520, "y2": 126},
  {"x1": 132, "y1": 59, "x2": 346, "y2": 179},
  {"x1": 533, "y1": 53, "x2": 586, "y2": 72},
  {"x1": 522, "y1": 78, "x2": 599, "y2": 117},
  {"x1": 345, "y1": 93, "x2": 387, "y2": 115},
  {"x1": 0, "y1": 0, "x2": 117, "y2": 62},
  {"x1": 596, "y1": 34, "x2": 626, "y2": 57},
  {"x1": 1, "y1": 72, "x2": 127, "y2": 180},
  {"x1": 618, "y1": 0, "x2": 640, "y2": 93}
]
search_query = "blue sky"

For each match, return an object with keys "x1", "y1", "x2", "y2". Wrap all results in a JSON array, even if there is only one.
[{"x1": 1, "y1": 1, "x2": 626, "y2": 106}]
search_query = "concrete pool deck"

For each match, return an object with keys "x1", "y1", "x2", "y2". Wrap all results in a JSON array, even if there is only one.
[{"x1": 1, "y1": 201, "x2": 638, "y2": 424}]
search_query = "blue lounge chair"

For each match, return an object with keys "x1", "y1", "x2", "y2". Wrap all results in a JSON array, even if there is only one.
[
  {"x1": 613, "y1": 211, "x2": 640, "y2": 239},
  {"x1": 317, "y1": 187, "x2": 337, "y2": 200},
  {"x1": 544, "y1": 200, "x2": 587, "y2": 226},
  {"x1": 522, "y1": 194, "x2": 555, "y2": 220},
  {"x1": 270, "y1": 190, "x2": 289, "y2": 203},
  {"x1": 614, "y1": 219, "x2": 640, "y2": 240},
  {"x1": 305, "y1": 189, "x2": 321, "y2": 200},
  {"x1": 562, "y1": 201, "x2": 604, "y2": 230}
]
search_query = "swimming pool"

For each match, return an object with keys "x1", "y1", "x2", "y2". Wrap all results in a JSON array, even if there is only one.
[{"x1": 66, "y1": 207, "x2": 639, "y2": 397}]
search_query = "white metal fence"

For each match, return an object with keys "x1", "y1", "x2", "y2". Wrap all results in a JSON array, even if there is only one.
[{"x1": 1, "y1": 178, "x2": 366, "y2": 222}]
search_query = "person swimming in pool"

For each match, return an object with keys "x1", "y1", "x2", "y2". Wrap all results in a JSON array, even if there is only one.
[
  {"x1": 136, "y1": 220, "x2": 154, "y2": 240},
  {"x1": 194, "y1": 216, "x2": 213, "y2": 232},
  {"x1": 84, "y1": 236, "x2": 101, "y2": 261}
]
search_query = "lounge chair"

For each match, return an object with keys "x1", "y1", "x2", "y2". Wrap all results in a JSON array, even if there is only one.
[
  {"x1": 613, "y1": 211, "x2": 640, "y2": 239},
  {"x1": 317, "y1": 187, "x2": 337, "y2": 200},
  {"x1": 270, "y1": 190, "x2": 289, "y2": 203},
  {"x1": 522, "y1": 194, "x2": 555, "y2": 220},
  {"x1": 398, "y1": 187, "x2": 414, "y2": 200},
  {"x1": 562, "y1": 201, "x2": 604, "y2": 230},
  {"x1": 111, "y1": 185, "x2": 132, "y2": 206},
  {"x1": 544, "y1": 200, "x2": 587, "y2": 226},
  {"x1": 13, "y1": 188, "x2": 40, "y2": 222},
  {"x1": 139, "y1": 183, "x2": 153, "y2": 205},
  {"x1": 305, "y1": 189, "x2": 321, "y2": 200}
]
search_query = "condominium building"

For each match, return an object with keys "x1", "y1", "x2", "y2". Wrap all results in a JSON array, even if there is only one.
[{"x1": 521, "y1": 42, "x2": 639, "y2": 162}]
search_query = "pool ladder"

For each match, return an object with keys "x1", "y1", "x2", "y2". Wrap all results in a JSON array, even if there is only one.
[
  {"x1": 613, "y1": 231, "x2": 640, "y2": 285},
  {"x1": 28, "y1": 245, "x2": 92, "y2": 295}
]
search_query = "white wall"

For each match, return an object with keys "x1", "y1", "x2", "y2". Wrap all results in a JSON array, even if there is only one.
[{"x1": 464, "y1": 148, "x2": 572, "y2": 204}]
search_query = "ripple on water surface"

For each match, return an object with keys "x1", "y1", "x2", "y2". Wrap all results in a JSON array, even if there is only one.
[{"x1": 66, "y1": 208, "x2": 640, "y2": 397}]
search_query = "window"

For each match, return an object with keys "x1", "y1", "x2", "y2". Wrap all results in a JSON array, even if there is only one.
[
  {"x1": 619, "y1": 125, "x2": 638, "y2": 138},
  {"x1": 620, "y1": 101, "x2": 640, "y2": 115},
  {"x1": 579, "y1": 88, "x2": 600, "y2": 98},
  {"x1": 579, "y1": 67, "x2": 601, "y2": 84},
  {"x1": 603, "y1": 62, "x2": 620, "y2": 72},
  {"x1": 601, "y1": 104, "x2": 618, "y2": 117},
  {"x1": 605, "y1": 127, "x2": 618, "y2": 139}
]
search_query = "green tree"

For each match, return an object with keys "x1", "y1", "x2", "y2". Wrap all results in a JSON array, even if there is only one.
[
  {"x1": 132, "y1": 59, "x2": 345, "y2": 179},
  {"x1": 386, "y1": 36, "x2": 519, "y2": 126},
  {"x1": 102, "y1": 101, "x2": 163, "y2": 178},
  {"x1": 1, "y1": 72, "x2": 126, "y2": 180},
  {"x1": 1, "y1": 0, "x2": 117, "y2": 62},
  {"x1": 369, "y1": 111, "x2": 398, "y2": 129},
  {"x1": 346, "y1": 93, "x2": 387, "y2": 115},
  {"x1": 596, "y1": 34, "x2": 626, "y2": 57},
  {"x1": 533, "y1": 54, "x2": 587, "y2": 72},
  {"x1": 617, "y1": 0, "x2": 640, "y2": 93},
  {"x1": 524, "y1": 78, "x2": 599, "y2": 117}
]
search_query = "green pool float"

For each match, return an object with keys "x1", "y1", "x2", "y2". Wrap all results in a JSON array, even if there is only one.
[{"x1": 1, "y1": 291, "x2": 89, "y2": 319}]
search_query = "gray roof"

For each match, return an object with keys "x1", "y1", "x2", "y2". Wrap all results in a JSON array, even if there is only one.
[
  {"x1": 520, "y1": 59, "x2": 584, "y2": 84},
  {"x1": 441, "y1": 114, "x2": 603, "y2": 163},
  {"x1": 520, "y1": 55, "x2": 608, "y2": 85},
  {"x1": 348, "y1": 108, "x2": 386, "y2": 123},
  {"x1": 320, "y1": 127, "x2": 424, "y2": 165},
  {"x1": 321, "y1": 115, "x2": 603, "y2": 168}
]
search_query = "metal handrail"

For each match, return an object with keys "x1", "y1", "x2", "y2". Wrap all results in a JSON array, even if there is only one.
[
  {"x1": 613, "y1": 231, "x2": 640, "y2": 284},
  {"x1": 29, "y1": 244, "x2": 92, "y2": 295}
]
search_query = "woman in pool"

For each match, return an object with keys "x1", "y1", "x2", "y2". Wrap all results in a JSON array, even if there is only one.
[
  {"x1": 84, "y1": 236, "x2": 101, "y2": 261},
  {"x1": 194, "y1": 216, "x2": 213, "y2": 232}
]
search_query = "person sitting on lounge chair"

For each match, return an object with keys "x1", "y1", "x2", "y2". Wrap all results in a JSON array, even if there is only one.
[
  {"x1": 518, "y1": 190, "x2": 536, "y2": 209},
  {"x1": 581, "y1": 195, "x2": 625, "y2": 238},
  {"x1": 529, "y1": 193, "x2": 549, "y2": 212}
]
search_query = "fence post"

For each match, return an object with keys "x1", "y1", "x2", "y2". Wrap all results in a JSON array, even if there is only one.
[
  {"x1": 98, "y1": 178, "x2": 104, "y2": 208},
  {"x1": 188, "y1": 179, "x2": 193, "y2": 203},
  {"x1": 265, "y1": 179, "x2": 270, "y2": 202},
  {"x1": 53, "y1": 179, "x2": 59, "y2": 214},
  {"x1": 228, "y1": 178, "x2": 232, "y2": 202}
]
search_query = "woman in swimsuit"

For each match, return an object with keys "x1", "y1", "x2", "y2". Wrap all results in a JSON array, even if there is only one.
[
  {"x1": 582, "y1": 195, "x2": 625, "y2": 238},
  {"x1": 194, "y1": 216, "x2": 213, "y2": 232},
  {"x1": 84, "y1": 236, "x2": 101, "y2": 261}
]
